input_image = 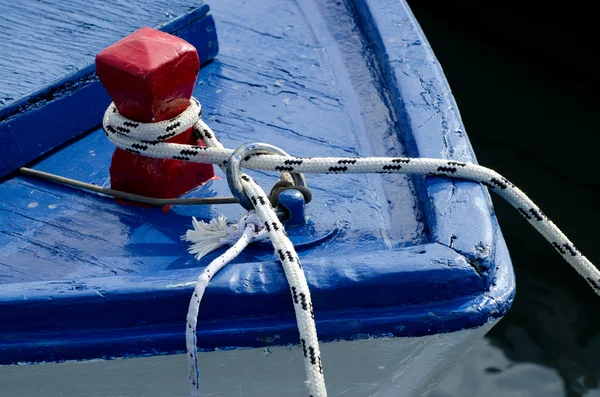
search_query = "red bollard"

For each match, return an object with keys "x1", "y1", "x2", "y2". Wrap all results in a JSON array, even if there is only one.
[{"x1": 96, "y1": 27, "x2": 214, "y2": 201}]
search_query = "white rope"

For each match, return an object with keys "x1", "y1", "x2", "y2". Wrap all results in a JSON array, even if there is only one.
[
  {"x1": 241, "y1": 175, "x2": 327, "y2": 396},
  {"x1": 183, "y1": 214, "x2": 268, "y2": 261},
  {"x1": 102, "y1": 98, "x2": 600, "y2": 397},
  {"x1": 184, "y1": 212, "x2": 264, "y2": 397}
]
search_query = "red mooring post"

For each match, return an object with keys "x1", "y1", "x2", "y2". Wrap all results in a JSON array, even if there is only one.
[{"x1": 96, "y1": 27, "x2": 214, "y2": 200}]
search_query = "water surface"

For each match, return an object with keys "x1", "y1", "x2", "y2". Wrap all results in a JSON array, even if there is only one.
[{"x1": 409, "y1": 3, "x2": 600, "y2": 396}]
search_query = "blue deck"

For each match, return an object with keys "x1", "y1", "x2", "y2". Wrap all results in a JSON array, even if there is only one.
[{"x1": 0, "y1": 0, "x2": 514, "y2": 364}]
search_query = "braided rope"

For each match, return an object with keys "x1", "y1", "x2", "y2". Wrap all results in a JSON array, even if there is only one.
[
  {"x1": 102, "y1": 98, "x2": 600, "y2": 396},
  {"x1": 241, "y1": 175, "x2": 326, "y2": 396},
  {"x1": 186, "y1": 219, "x2": 260, "y2": 397},
  {"x1": 103, "y1": 99, "x2": 599, "y2": 295}
]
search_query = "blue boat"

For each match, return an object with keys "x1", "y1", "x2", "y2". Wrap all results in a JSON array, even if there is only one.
[{"x1": 0, "y1": 0, "x2": 516, "y2": 395}]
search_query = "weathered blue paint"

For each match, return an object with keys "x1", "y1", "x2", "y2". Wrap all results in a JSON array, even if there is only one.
[
  {"x1": 352, "y1": 0, "x2": 500, "y2": 285},
  {"x1": 0, "y1": 0, "x2": 218, "y2": 108},
  {"x1": 0, "y1": 0, "x2": 515, "y2": 365},
  {"x1": 0, "y1": 2, "x2": 218, "y2": 179},
  {"x1": 0, "y1": 245, "x2": 513, "y2": 364}
]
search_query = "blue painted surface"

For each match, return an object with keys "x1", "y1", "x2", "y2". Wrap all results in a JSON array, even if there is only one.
[
  {"x1": 0, "y1": 3, "x2": 218, "y2": 179},
  {"x1": 352, "y1": 0, "x2": 500, "y2": 285},
  {"x1": 0, "y1": 0, "x2": 217, "y2": 108},
  {"x1": 277, "y1": 190, "x2": 307, "y2": 226},
  {"x1": 0, "y1": 0, "x2": 515, "y2": 364}
]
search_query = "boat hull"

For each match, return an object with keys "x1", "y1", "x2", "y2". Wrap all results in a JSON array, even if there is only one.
[
  {"x1": 0, "y1": 322, "x2": 494, "y2": 397},
  {"x1": 0, "y1": 0, "x2": 515, "y2": 393}
]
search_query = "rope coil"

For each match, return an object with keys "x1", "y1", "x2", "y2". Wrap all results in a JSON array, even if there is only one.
[{"x1": 102, "y1": 97, "x2": 600, "y2": 397}]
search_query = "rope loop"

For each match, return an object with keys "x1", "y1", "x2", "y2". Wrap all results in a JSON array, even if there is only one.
[
  {"x1": 226, "y1": 142, "x2": 308, "y2": 211},
  {"x1": 104, "y1": 98, "x2": 201, "y2": 142},
  {"x1": 99, "y1": 96, "x2": 600, "y2": 397}
]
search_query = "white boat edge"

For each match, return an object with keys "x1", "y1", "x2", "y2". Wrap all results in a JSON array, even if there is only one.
[{"x1": 0, "y1": 321, "x2": 495, "y2": 396}]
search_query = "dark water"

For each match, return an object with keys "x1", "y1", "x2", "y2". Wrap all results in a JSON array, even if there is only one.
[{"x1": 406, "y1": 2, "x2": 600, "y2": 396}]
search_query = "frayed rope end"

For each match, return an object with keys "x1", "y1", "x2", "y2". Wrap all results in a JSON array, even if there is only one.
[
  {"x1": 182, "y1": 215, "x2": 232, "y2": 260},
  {"x1": 182, "y1": 212, "x2": 269, "y2": 261}
]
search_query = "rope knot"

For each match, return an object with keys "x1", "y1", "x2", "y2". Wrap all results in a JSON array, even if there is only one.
[
  {"x1": 183, "y1": 211, "x2": 267, "y2": 260},
  {"x1": 239, "y1": 212, "x2": 265, "y2": 235}
]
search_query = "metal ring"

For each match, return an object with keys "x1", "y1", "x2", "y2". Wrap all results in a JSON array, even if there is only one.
[{"x1": 226, "y1": 143, "x2": 307, "y2": 210}]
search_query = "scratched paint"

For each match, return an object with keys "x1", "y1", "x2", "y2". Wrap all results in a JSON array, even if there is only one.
[
  {"x1": 0, "y1": 0, "x2": 208, "y2": 107},
  {"x1": 0, "y1": 0, "x2": 514, "y2": 364}
]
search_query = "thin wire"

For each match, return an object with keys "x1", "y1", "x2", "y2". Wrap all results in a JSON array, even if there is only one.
[{"x1": 17, "y1": 167, "x2": 238, "y2": 206}]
